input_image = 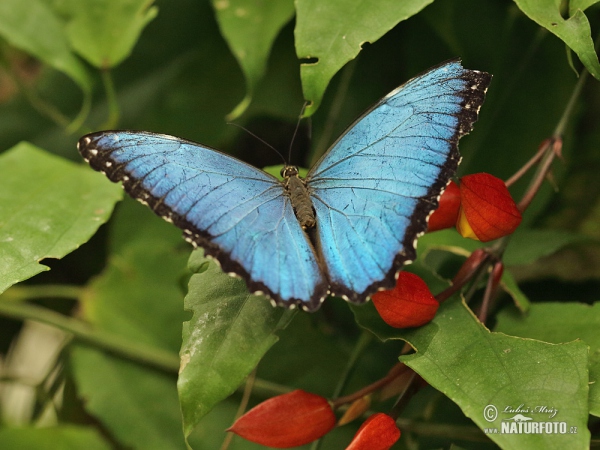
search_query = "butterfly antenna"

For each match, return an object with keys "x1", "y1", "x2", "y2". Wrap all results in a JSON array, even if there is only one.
[
  {"x1": 288, "y1": 102, "x2": 308, "y2": 163},
  {"x1": 227, "y1": 122, "x2": 286, "y2": 165}
]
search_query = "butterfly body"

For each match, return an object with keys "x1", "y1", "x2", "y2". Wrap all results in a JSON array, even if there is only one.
[
  {"x1": 282, "y1": 166, "x2": 316, "y2": 229},
  {"x1": 79, "y1": 60, "x2": 491, "y2": 311}
]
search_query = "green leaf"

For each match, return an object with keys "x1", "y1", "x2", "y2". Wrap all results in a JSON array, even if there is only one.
[
  {"x1": 71, "y1": 199, "x2": 190, "y2": 449},
  {"x1": 71, "y1": 346, "x2": 187, "y2": 450},
  {"x1": 402, "y1": 299, "x2": 591, "y2": 449},
  {"x1": 419, "y1": 229, "x2": 587, "y2": 268},
  {"x1": 0, "y1": 143, "x2": 122, "y2": 295},
  {"x1": 569, "y1": 0, "x2": 600, "y2": 18},
  {"x1": 513, "y1": 0, "x2": 600, "y2": 80},
  {"x1": 0, "y1": 0, "x2": 92, "y2": 92},
  {"x1": 495, "y1": 301, "x2": 600, "y2": 417},
  {"x1": 0, "y1": 426, "x2": 111, "y2": 450},
  {"x1": 503, "y1": 229, "x2": 588, "y2": 266},
  {"x1": 211, "y1": 0, "x2": 295, "y2": 119},
  {"x1": 355, "y1": 296, "x2": 593, "y2": 448},
  {"x1": 65, "y1": 0, "x2": 158, "y2": 68},
  {"x1": 178, "y1": 250, "x2": 295, "y2": 439},
  {"x1": 500, "y1": 270, "x2": 531, "y2": 313},
  {"x1": 417, "y1": 229, "x2": 483, "y2": 260},
  {"x1": 79, "y1": 202, "x2": 188, "y2": 351},
  {"x1": 295, "y1": 0, "x2": 434, "y2": 115}
]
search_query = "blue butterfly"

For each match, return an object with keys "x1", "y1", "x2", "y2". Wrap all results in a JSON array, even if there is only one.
[{"x1": 78, "y1": 59, "x2": 491, "y2": 311}]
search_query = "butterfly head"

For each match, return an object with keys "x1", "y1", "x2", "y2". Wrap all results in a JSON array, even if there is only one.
[{"x1": 281, "y1": 165, "x2": 300, "y2": 179}]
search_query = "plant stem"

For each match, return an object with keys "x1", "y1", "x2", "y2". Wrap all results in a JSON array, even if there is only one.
[
  {"x1": 101, "y1": 69, "x2": 120, "y2": 129},
  {"x1": 553, "y1": 69, "x2": 588, "y2": 138},
  {"x1": 0, "y1": 300, "x2": 180, "y2": 373},
  {"x1": 516, "y1": 62, "x2": 589, "y2": 212},
  {"x1": 505, "y1": 139, "x2": 549, "y2": 187},
  {"x1": 331, "y1": 363, "x2": 408, "y2": 408},
  {"x1": 517, "y1": 141, "x2": 559, "y2": 212},
  {"x1": 0, "y1": 47, "x2": 71, "y2": 128},
  {"x1": 309, "y1": 59, "x2": 357, "y2": 167},
  {"x1": 389, "y1": 371, "x2": 418, "y2": 419},
  {"x1": 1, "y1": 284, "x2": 83, "y2": 302},
  {"x1": 332, "y1": 331, "x2": 373, "y2": 399},
  {"x1": 394, "y1": 418, "x2": 489, "y2": 442},
  {"x1": 221, "y1": 369, "x2": 257, "y2": 450}
]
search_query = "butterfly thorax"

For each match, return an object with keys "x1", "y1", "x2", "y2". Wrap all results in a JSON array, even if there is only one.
[{"x1": 281, "y1": 165, "x2": 316, "y2": 229}]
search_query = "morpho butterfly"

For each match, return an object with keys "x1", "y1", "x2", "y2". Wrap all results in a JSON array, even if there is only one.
[{"x1": 78, "y1": 59, "x2": 491, "y2": 312}]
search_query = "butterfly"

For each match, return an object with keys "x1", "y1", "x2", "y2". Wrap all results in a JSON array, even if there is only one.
[{"x1": 78, "y1": 59, "x2": 491, "y2": 312}]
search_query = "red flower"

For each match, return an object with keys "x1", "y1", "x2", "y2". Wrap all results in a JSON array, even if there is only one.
[
  {"x1": 228, "y1": 390, "x2": 336, "y2": 448},
  {"x1": 456, "y1": 173, "x2": 522, "y2": 242},
  {"x1": 372, "y1": 272, "x2": 438, "y2": 328},
  {"x1": 428, "y1": 180, "x2": 460, "y2": 232},
  {"x1": 346, "y1": 413, "x2": 401, "y2": 450}
]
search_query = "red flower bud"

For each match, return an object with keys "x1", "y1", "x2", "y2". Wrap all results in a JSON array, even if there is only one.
[
  {"x1": 338, "y1": 396, "x2": 371, "y2": 426},
  {"x1": 372, "y1": 272, "x2": 439, "y2": 328},
  {"x1": 228, "y1": 390, "x2": 336, "y2": 448},
  {"x1": 456, "y1": 173, "x2": 522, "y2": 242},
  {"x1": 345, "y1": 413, "x2": 400, "y2": 450},
  {"x1": 491, "y1": 261, "x2": 504, "y2": 287},
  {"x1": 428, "y1": 180, "x2": 460, "y2": 232}
]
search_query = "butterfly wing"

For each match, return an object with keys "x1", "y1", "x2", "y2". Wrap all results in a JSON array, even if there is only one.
[
  {"x1": 307, "y1": 60, "x2": 491, "y2": 303},
  {"x1": 78, "y1": 131, "x2": 328, "y2": 310}
]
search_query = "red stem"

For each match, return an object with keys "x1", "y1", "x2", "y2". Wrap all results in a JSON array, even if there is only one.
[
  {"x1": 517, "y1": 138, "x2": 561, "y2": 212},
  {"x1": 331, "y1": 362, "x2": 408, "y2": 408},
  {"x1": 505, "y1": 139, "x2": 551, "y2": 188}
]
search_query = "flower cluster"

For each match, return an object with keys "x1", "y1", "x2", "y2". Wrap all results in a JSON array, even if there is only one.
[
  {"x1": 228, "y1": 390, "x2": 401, "y2": 449},
  {"x1": 429, "y1": 173, "x2": 522, "y2": 242}
]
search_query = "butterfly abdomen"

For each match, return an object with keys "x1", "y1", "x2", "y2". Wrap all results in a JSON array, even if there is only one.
[{"x1": 282, "y1": 166, "x2": 316, "y2": 229}]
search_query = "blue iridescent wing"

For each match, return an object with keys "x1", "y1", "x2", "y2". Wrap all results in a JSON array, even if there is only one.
[
  {"x1": 78, "y1": 131, "x2": 328, "y2": 310},
  {"x1": 307, "y1": 60, "x2": 491, "y2": 303}
]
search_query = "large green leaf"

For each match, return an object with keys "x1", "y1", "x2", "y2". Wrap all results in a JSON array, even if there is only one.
[
  {"x1": 402, "y1": 299, "x2": 590, "y2": 449},
  {"x1": 513, "y1": 0, "x2": 600, "y2": 79},
  {"x1": 355, "y1": 298, "x2": 590, "y2": 449},
  {"x1": 0, "y1": 426, "x2": 111, "y2": 450},
  {"x1": 0, "y1": 0, "x2": 92, "y2": 93},
  {"x1": 495, "y1": 302, "x2": 600, "y2": 417},
  {"x1": 211, "y1": 0, "x2": 295, "y2": 119},
  {"x1": 70, "y1": 347, "x2": 187, "y2": 450},
  {"x1": 0, "y1": 143, "x2": 122, "y2": 294},
  {"x1": 71, "y1": 199, "x2": 190, "y2": 450},
  {"x1": 503, "y1": 229, "x2": 589, "y2": 266},
  {"x1": 178, "y1": 250, "x2": 295, "y2": 440},
  {"x1": 295, "y1": 0, "x2": 434, "y2": 115},
  {"x1": 65, "y1": 0, "x2": 158, "y2": 68}
]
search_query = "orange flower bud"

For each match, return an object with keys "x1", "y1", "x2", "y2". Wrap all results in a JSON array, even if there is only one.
[
  {"x1": 228, "y1": 390, "x2": 336, "y2": 448},
  {"x1": 345, "y1": 413, "x2": 400, "y2": 450},
  {"x1": 338, "y1": 396, "x2": 371, "y2": 426},
  {"x1": 372, "y1": 272, "x2": 438, "y2": 328},
  {"x1": 457, "y1": 173, "x2": 522, "y2": 242},
  {"x1": 428, "y1": 180, "x2": 460, "y2": 232}
]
